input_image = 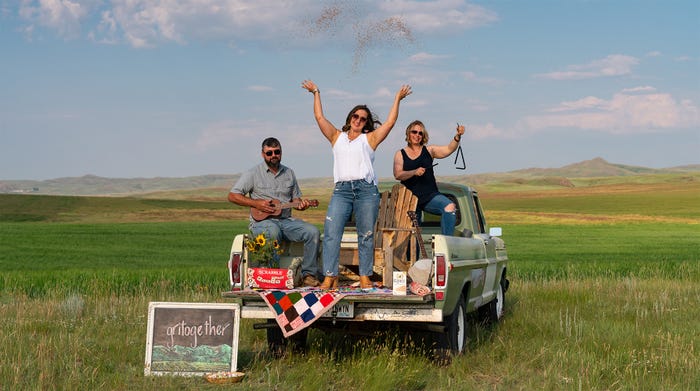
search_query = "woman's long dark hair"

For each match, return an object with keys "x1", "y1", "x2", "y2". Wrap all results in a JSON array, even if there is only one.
[{"x1": 341, "y1": 105, "x2": 381, "y2": 133}]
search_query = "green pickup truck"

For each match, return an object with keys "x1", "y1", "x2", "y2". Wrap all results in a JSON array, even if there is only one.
[{"x1": 223, "y1": 182, "x2": 508, "y2": 360}]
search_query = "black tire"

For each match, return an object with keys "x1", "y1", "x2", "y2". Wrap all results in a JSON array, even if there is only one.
[
  {"x1": 434, "y1": 294, "x2": 468, "y2": 363},
  {"x1": 486, "y1": 276, "x2": 506, "y2": 323},
  {"x1": 289, "y1": 328, "x2": 309, "y2": 354},
  {"x1": 266, "y1": 320, "x2": 286, "y2": 358},
  {"x1": 266, "y1": 321, "x2": 309, "y2": 358}
]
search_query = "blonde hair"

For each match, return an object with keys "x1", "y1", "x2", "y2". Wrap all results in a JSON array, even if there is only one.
[{"x1": 404, "y1": 120, "x2": 429, "y2": 146}]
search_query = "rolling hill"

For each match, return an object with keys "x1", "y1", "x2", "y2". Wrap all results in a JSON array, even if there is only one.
[{"x1": 1, "y1": 158, "x2": 698, "y2": 196}]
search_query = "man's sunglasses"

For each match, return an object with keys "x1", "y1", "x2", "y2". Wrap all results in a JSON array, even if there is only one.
[{"x1": 264, "y1": 149, "x2": 281, "y2": 156}]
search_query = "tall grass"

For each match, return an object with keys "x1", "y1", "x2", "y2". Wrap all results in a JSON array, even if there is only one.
[
  {"x1": 1, "y1": 179, "x2": 698, "y2": 390},
  {"x1": 505, "y1": 223, "x2": 700, "y2": 281},
  {"x1": 1, "y1": 273, "x2": 697, "y2": 390}
]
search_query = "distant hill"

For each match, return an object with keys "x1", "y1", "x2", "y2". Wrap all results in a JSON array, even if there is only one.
[
  {"x1": 0, "y1": 174, "x2": 240, "y2": 196},
  {"x1": 438, "y1": 158, "x2": 700, "y2": 191},
  {"x1": 512, "y1": 157, "x2": 665, "y2": 177},
  {"x1": 1, "y1": 158, "x2": 698, "y2": 196}
]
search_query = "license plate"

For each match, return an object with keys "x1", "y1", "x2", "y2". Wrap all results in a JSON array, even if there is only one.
[{"x1": 322, "y1": 302, "x2": 353, "y2": 318}]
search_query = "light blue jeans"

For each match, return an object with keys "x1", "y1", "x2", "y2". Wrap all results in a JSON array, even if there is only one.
[
  {"x1": 420, "y1": 193, "x2": 457, "y2": 236},
  {"x1": 250, "y1": 217, "x2": 320, "y2": 277},
  {"x1": 322, "y1": 180, "x2": 380, "y2": 277}
]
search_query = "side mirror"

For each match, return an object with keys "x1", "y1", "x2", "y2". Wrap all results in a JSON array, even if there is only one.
[{"x1": 489, "y1": 227, "x2": 502, "y2": 237}]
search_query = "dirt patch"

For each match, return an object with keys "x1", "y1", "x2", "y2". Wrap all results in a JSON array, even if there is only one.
[{"x1": 70, "y1": 208, "x2": 328, "y2": 224}]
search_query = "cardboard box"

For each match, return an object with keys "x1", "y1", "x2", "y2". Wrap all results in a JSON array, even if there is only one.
[
  {"x1": 247, "y1": 268, "x2": 294, "y2": 289},
  {"x1": 393, "y1": 271, "x2": 407, "y2": 296}
]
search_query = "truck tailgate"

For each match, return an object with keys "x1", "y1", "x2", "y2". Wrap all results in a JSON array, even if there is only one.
[{"x1": 222, "y1": 290, "x2": 442, "y2": 322}]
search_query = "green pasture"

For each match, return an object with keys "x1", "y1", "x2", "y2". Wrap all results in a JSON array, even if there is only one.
[
  {"x1": 477, "y1": 172, "x2": 700, "y2": 220},
  {"x1": 0, "y1": 193, "x2": 232, "y2": 222},
  {"x1": 1, "y1": 179, "x2": 699, "y2": 390},
  {"x1": 483, "y1": 189, "x2": 700, "y2": 220}
]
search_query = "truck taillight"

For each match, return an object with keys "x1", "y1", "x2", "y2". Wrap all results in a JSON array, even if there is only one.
[
  {"x1": 228, "y1": 253, "x2": 242, "y2": 290},
  {"x1": 435, "y1": 254, "x2": 446, "y2": 289}
]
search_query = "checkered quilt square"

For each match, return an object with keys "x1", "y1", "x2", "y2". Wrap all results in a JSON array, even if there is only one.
[{"x1": 259, "y1": 290, "x2": 345, "y2": 337}]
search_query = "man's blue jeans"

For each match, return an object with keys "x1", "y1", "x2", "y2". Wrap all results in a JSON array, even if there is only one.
[
  {"x1": 250, "y1": 217, "x2": 320, "y2": 277},
  {"x1": 322, "y1": 180, "x2": 380, "y2": 277}
]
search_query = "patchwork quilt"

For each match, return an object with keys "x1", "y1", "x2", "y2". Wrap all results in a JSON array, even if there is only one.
[{"x1": 258, "y1": 289, "x2": 346, "y2": 337}]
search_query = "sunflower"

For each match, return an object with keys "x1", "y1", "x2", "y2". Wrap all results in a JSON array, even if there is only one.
[{"x1": 245, "y1": 232, "x2": 280, "y2": 268}]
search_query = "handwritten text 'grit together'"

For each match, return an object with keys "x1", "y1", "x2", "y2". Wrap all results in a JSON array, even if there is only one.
[{"x1": 165, "y1": 316, "x2": 231, "y2": 348}]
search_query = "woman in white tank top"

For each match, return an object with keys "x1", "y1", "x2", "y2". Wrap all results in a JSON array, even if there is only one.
[{"x1": 301, "y1": 79, "x2": 412, "y2": 290}]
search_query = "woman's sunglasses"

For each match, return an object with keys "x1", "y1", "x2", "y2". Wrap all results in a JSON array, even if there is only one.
[
  {"x1": 351, "y1": 113, "x2": 368, "y2": 124},
  {"x1": 410, "y1": 130, "x2": 424, "y2": 136}
]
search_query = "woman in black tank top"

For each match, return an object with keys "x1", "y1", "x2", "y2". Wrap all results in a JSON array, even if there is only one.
[{"x1": 393, "y1": 120, "x2": 465, "y2": 236}]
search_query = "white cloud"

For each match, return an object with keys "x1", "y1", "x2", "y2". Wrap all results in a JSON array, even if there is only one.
[
  {"x1": 408, "y1": 52, "x2": 450, "y2": 64},
  {"x1": 16, "y1": 0, "x2": 310, "y2": 47},
  {"x1": 379, "y1": 0, "x2": 499, "y2": 33},
  {"x1": 462, "y1": 71, "x2": 504, "y2": 86},
  {"x1": 546, "y1": 96, "x2": 607, "y2": 113},
  {"x1": 621, "y1": 86, "x2": 656, "y2": 94},
  {"x1": 467, "y1": 122, "x2": 510, "y2": 140},
  {"x1": 16, "y1": 0, "x2": 499, "y2": 48},
  {"x1": 19, "y1": 0, "x2": 96, "y2": 39},
  {"x1": 247, "y1": 85, "x2": 274, "y2": 92},
  {"x1": 535, "y1": 54, "x2": 639, "y2": 80},
  {"x1": 519, "y1": 87, "x2": 699, "y2": 134}
]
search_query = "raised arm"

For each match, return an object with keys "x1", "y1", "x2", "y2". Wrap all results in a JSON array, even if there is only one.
[
  {"x1": 428, "y1": 124, "x2": 466, "y2": 159},
  {"x1": 301, "y1": 80, "x2": 339, "y2": 144},
  {"x1": 367, "y1": 84, "x2": 412, "y2": 149}
]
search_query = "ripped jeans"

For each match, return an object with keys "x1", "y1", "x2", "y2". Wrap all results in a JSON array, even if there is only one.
[
  {"x1": 420, "y1": 193, "x2": 457, "y2": 236},
  {"x1": 322, "y1": 180, "x2": 379, "y2": 277}
]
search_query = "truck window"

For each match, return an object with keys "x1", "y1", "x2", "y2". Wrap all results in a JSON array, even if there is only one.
[
  {"x1": 421, "y1": 194, "x2": 461, "y2": 227},
  {"x1": 471, "y1": 194, "x2": 486, "y2": 234}
]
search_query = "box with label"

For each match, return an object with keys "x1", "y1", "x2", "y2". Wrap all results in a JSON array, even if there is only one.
[
  {"x1": 392, "y1": 271, "x2": 407, "y2": 296},
  {"x1": 247, "y1": 268, "x2": 294, "y2": 289}
]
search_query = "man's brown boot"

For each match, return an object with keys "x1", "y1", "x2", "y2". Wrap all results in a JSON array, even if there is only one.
[{"x1": 302, "y1": 274, "x2": 321, "y2": 287}]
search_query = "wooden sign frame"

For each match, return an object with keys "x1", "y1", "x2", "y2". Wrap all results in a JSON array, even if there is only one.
[{"x1": 144, "y1": 302, "x2": 240, "y2": 376}]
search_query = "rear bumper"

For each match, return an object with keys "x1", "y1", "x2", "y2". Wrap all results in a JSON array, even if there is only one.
[{"x1": 222, "y1": 290, "x2": 443, "y2": 322}]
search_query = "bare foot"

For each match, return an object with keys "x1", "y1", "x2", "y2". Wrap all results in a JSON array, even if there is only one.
[{"x1": 409, "y1": 281, "x2": 430, "y2": 296}]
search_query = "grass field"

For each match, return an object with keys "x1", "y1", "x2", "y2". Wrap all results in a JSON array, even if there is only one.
[{"x1": 1, "y1": 174, "x2": 698, "y2": 390}]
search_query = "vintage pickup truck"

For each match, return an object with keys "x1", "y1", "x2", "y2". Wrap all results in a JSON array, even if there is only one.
[{"x1": 223, "y1": 182, "x2": 508, "y2": 359}]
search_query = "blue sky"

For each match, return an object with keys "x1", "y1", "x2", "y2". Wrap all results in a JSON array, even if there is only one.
[{"x1": 1, "y1": 0, "x2": 698, "y2": 181}]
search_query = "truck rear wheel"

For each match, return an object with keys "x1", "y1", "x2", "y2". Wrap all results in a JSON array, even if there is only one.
[
  {"x1": 266, "y1": 320, "x2": 308, "y2": 358},
  {"x1": 434, "y1": 294, "x2": 468, "y2": 363},
  {"x1": 483, "y1": 276, "x2": 506, "y2": 324},
  {"x1": 266, "y1": 320, "x2": 286, "y2": 358}
]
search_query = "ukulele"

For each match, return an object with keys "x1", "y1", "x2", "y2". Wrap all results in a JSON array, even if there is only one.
[
  {"x1": 407, "y1": 211, "x2": 429, "y2": 259},
  {"x1": 250, "y1": 199, "x2": 319, "y2": 221}
]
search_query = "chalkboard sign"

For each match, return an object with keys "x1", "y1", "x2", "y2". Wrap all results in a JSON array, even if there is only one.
[{"x1": 144, "y1": 302, "x2": 240, "y2": 376}]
